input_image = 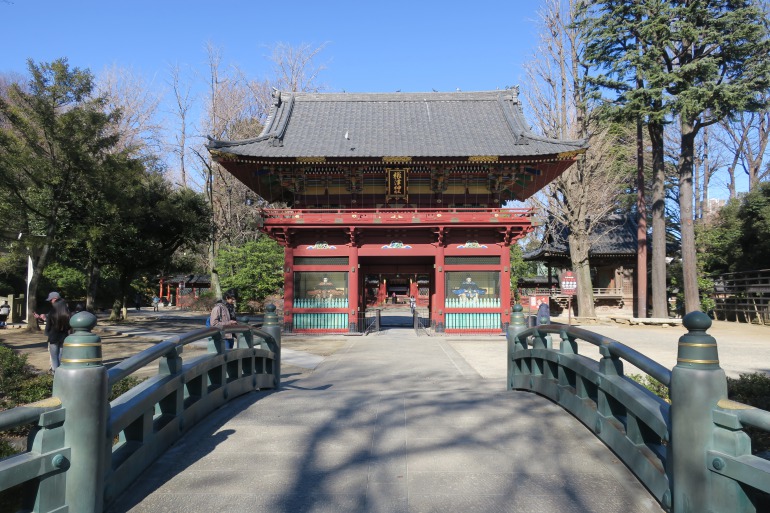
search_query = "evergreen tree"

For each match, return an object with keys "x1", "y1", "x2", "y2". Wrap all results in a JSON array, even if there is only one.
[
  {"x1": 580, "y1": 0, "x2": 770, "y2": 314},
  {"x1": 0, "y1": 58, "x2": 122, "y2": 329},
  {"x1": 580, "y1": 0, "x2": 672, "y2": 318}
]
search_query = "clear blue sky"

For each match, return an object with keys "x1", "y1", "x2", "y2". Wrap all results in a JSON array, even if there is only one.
[
  {"x1": 1, "y1": 0, "x2": 542, "y2": 93},
  {"x1": 0, "y1": 0, "x2": 747, "y2": 197}
]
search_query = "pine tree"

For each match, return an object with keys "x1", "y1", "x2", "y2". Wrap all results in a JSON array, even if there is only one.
[{"x1": 580, "y1": 0, "x2": 770, "y2": 314}]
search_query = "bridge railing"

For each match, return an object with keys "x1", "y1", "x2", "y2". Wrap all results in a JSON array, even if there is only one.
[
  {"x1": 507, "y1": 305, "x2": 770, "y2": 512},
  {"x1": 0, "y1": 304, "x2": 282, "y2": 513}
]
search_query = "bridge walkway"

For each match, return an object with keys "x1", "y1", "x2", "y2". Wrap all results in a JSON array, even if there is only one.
[{"x1": 108, "y1": 329, "x2": 663, "y2": 513}]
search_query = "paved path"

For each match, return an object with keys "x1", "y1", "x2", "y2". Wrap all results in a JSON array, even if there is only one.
[{"x1": 108, "y1": 329, "x2": 663, "y2": 513}]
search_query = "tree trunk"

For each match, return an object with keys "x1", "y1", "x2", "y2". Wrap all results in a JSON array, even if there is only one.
[
  {"x1": 636, "y1": 117, "x2": 647, "y2": 318},
  {"x1": 86, "y1": 262, "x2": 101, "y2": 312},
  {"x1": 648, "y1": 122, "x2": 668, "y2": 318},
  {"x1": 699, "y1": 126, "x2": 710, "y2": 219},
  {"x1": 568, "y1": 231, "x2": 595, "y2": 318},
  {"x1": 26, "y1": 241, "x2": 53, "y2": 332},
  {"x1": 26, "y1": 263, "x2": 43, "y2": 332},
  {"x1": 679, "y1": 120, "x2": 700, "y2": 314},
  {"x1": 209, "y1": 237, "x2": 222, "y2": 299}
]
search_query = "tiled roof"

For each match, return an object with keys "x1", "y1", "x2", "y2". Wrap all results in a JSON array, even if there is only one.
[
  {"x1": 523, "y1": 215, "x2": 639, "y2": 260},
  {"x1": 168, "y1": 274, "x2": 211, "y2": 286},
  {"x1": 207, "y1": 89, "x2": 586, "y2": 159}
]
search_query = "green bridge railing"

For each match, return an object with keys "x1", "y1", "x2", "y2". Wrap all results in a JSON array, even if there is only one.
[
  {"x1": 3, "y1": 302, "x2": 769, "y2": 512},
  {"x1": 507, "y1": 304, "x2": 770, "y2": 512},
  {"x1": 0, "y1": 304, "x2": 281, "y2": 513}
]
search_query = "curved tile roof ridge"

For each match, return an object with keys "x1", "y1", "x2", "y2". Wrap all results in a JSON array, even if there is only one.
[{"x1": 207, "y1": 88, "x2": 588, "y2": 155}]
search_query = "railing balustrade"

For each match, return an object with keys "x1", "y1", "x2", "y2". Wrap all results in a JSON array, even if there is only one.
[
  {"x1": 507, "y1": 304, "x2": 770, "y2": 512},
  {"x1": 0, "y1": 304, "x2": 281, "y2": 513},
  {"x1": 3, "y1": 302, "x2": 769, "y2": 512}
]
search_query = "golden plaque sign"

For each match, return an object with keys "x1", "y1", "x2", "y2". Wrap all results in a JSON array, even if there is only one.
[{"x1": 386, "y1": 168, "x2": 408, "y2": 201}]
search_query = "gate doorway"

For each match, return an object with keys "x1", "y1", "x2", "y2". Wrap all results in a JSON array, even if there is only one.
[{"x1": 360, "y1": 256, "x2": 433, "y2": 329}]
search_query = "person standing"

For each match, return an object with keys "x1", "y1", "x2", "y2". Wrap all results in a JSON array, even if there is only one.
[
  {"x1": 0, "y1": 300, "x2": 10, "y2": 328},
  {"x1": 224, "y1": 290, "x2": 238, "y2": 323},
  {"x1": 536, "y1": 299, "x2": 551, "y2": 326},
  {"x1": 152, "y1": 295, "x2": 160, "y2": 312},
  {"x1": 210, "y1": 291, "x2": 237, "y2": 349},
  {"x1": 45, "y1": 292, "x2": 70, "y2": 373}
]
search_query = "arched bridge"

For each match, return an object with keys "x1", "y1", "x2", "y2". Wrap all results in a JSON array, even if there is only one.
[{"x1": 1, "y1": 306, "x2": 769, "y2": 512}]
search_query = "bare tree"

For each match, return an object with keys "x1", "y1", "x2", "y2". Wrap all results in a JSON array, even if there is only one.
[
  {"x1": 716, "y1": 106, "x2": 770, "y2": 196},
  {"x1": 96, "y1": 65, "x2": 164, "y2": 161},
  {"x1": 168, "y1": 63, "x2": 195, "y2": 188},
  {"x1": 523, "y1": 0, "x2": 633, "y2": 318},
  {"x1": 268, "y1": 42, "x2": 329, "y2": 93}
]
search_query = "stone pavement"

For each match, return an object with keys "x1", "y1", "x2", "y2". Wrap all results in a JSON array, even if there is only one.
[{"x1": 106, "y1": 327, "x2": 665, "y2": 513}]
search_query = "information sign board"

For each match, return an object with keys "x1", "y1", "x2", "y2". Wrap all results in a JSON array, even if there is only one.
[{"x1": 560, "y1": 271, "x2": 577, "y2": 296}]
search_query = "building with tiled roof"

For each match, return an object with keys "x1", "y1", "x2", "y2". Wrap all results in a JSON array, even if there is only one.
[
  {"x1": 208, "y1": 88, "x2": 587, "y2": 333},
  {"x1": 522, "y1": 215, "x2": 639, "y2": 316}
]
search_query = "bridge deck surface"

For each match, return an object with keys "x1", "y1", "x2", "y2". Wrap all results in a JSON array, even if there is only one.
[{"x1": 108, "y1": 328, "x2": 663, "y2": 513}]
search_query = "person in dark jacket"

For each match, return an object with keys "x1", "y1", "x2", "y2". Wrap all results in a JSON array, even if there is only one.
[
  {"x1": 224, "y1": 290, "x2": 238, "y2": 324},
  {"x1": 536, "y1": 299, "x2": 551, "y2": 326},
  {"x1": 45, "y1": 291, "x2": 70, "y2": 372}
]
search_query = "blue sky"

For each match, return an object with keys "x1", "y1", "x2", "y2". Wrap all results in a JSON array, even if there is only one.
[
  {"x1": 0, "y1": 0, "x2": 748, "y2": 197},
  {"x1": 1, "y1": 0, "x2": 542, "y2": 93}
]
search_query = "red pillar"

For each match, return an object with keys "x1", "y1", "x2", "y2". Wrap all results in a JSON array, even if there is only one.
[
  {"x1": 434, "y1": 242, "x2": 445, "y2": 332},
  {"x1": 348, "y1": 245, "x2": 359, "y2": 332},
  {"x1": 500, "y1": 244, "x2": 512, "y2": 330},
  {"x1": 283, "y1": 246, "x2": 294, "y2": 331}
]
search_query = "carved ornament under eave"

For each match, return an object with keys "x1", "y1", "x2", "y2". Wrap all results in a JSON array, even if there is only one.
[
  {"x1": 346, "y1": 169, "x2": 364, "y2": 193},
  {"x1": 296, "y1": 157, "x2": 326, "y2": 164},
  {"x1": 280, "y1": 174, "x2": 306, "y2": 193},
  {"x1": 487, "y1": 173, "x2": 515, "y2": 193},
  {"x1": 556, "y1": 149, "x2": 584, "y2": 160},
  {"x1": 430, "y1": 171, "x2": 449, "y2": 192},
  {"x1": 382, "y1": 156, "x2": 412, "y2": 164},
  {"x1": 209, "y1": 149, "x2": 238, "y2": 162}
]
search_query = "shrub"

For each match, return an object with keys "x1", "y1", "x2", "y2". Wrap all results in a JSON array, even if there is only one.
[
  {"x1": 0, "y1": 438, "x2": 17, "y2": 459},
  {"x1": 110, "y1": 376, "x2": 144, "y2": 401},
  {"x1": 727, "y1": 373, "x2": 770, "y2": 454},
  {"x1": 629, "y1": 371, "x2": 770, "y2": 454},
  {"x1": 628, "y1": 374, "x2": 670, "y2": 403}
]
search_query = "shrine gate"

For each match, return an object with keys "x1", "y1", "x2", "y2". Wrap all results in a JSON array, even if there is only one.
[{"x1": 208, "y1": 89, "x2": 586, "y2": 333}]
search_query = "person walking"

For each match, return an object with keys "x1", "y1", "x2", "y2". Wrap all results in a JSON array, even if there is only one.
[
  {"x1": 152, "y1": 295, "x2": 160, "y2": 312},
  {"x1": 210, "y1": 291, "x2": 237, "y2": 349},
  {"x1": 0, "y1": 300, "x2": 10, "y2": 328},
  {"x1": 44, "y1": 292, "x2": 70, "y2": 373}
]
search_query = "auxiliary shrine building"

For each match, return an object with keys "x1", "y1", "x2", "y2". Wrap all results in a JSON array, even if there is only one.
[{"x1": 208, "y1": 89, "x2": 586, "y2": 333}]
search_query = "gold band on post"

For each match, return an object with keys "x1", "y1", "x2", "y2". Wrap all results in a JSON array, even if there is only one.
[{"x1": 677, "y1": 358, "x2": 719, "y2": 364}]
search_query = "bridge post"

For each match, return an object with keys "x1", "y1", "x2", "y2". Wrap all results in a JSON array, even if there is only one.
[
  {"x1": 52, "y1": 311, "x2": 109, "y2": 513},
  {"x1": 670, "y1": 311, "x2": 733, "y2": 513},
  {"x1": 261, "y1": 303, "x2": 282, "y2": 388},
  {"x1": 507, "y1": 304, "x2": 526, "y2": 390}
]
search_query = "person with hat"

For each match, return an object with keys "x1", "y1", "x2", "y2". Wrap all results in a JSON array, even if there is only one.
[{"x1": 44, "y1": 291, "x2": 70, "y2": 372}]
